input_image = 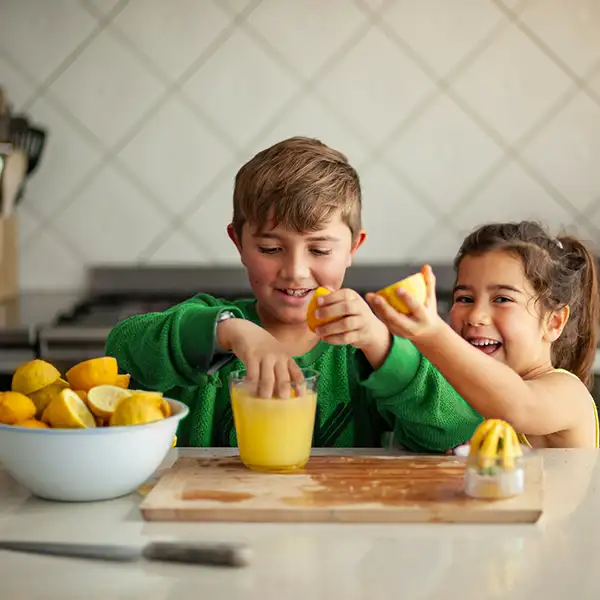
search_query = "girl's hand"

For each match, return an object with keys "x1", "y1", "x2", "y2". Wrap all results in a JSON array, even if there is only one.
[{"x1": 366, "y1": 265, "x2": 445, "y2": 343}]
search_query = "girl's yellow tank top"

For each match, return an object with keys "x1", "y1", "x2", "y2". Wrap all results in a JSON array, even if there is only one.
[{"x1": 517, "y1": 368, "x2": 599, "y2": 449}]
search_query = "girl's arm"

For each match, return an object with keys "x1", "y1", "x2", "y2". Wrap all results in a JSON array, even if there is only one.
[
  {"x1": 413, "y1": 321, "x2": 590, "y2": 436},
  {"x1": 366, "y1": 267, "x2": 591, "y2": 437}
]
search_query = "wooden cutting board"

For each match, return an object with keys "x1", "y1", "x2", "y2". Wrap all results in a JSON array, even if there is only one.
[{"x1": 140, "y1": 455, "x2": 543, "y2": 524}]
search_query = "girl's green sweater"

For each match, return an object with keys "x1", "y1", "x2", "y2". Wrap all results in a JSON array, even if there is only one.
[{"x1": 105, "y1": 294, "x2": 483, "y2": 452}]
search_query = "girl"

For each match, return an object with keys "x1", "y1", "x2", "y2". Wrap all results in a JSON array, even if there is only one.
[{"x1": 367, "y1": 221, "x2": 600, "y2": 448}]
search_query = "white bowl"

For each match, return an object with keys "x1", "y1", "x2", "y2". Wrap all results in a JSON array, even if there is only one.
[{"x1": 0, "y1": 398, "x2": 189, "y2": 502}]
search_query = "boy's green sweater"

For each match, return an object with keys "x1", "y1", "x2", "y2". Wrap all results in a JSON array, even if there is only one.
[{"x1": 105, "y1": 294, "x2": 483, "y2": 452}]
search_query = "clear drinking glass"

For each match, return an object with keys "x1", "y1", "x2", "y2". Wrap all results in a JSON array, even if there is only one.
[{"x1": 229, "y1": 368, "x2": 319, "y2": 472}]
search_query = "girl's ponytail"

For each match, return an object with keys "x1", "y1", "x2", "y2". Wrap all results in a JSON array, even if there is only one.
[{"x1": 553, "y1": 236, "x2": 599, "y2": 389}]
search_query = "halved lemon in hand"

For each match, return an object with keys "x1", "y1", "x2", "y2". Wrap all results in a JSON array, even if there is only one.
[
  {"x1": 376, "y1": 272, "x2": 427, "y2": 314},
  {"x1": 87, "y1": 385, "x2": 133, "y2": 419},
  {"x1": 306, "y1": 287, "x2": 343, "y2": 332},
  {"x1": 42, "y1": 389, "x2": 96, "y2": 429}
]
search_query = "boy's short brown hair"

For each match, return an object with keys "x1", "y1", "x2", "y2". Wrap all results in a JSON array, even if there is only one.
[{"x1": 232, "y1": 136, "x2": 362, "y2": 241}]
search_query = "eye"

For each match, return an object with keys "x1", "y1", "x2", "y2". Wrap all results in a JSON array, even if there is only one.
[
  {"x1": 258, "y1": 247, "x2": 280, "y2": 255},
  {"x1": 310, "y1": 249, "x2": 332, "y2": 256},
  {"x1": 494, "y1": 296, "x2": 513, "y2": 304},
  {"x1": 453, "y1": 295, "x2": 473, "y2": 304}
]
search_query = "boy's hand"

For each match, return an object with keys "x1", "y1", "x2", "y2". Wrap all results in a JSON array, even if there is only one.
[
  {"x1": 313, "y1": 288, "x2": 391, "y2": 369},
  {"x1": 218, "y1": 319, "x2": 304, "y2": 399},
  {"x1": 366, "y1": 265, "x2": 445, "y2": 343}
]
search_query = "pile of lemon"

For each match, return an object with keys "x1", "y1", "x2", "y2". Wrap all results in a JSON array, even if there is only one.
[{"x1": 0, "y1": 357, "x2": 172, "y2": 431}]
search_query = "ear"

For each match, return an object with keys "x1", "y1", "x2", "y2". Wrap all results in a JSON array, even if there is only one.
[
  {"x1": 544, "y1": 305, "x2": 570, "y2": 342},
  {"x1": 227, "y1": 223, "x2": 242, "y2": 254},
  {"x1": 347, "y1": 230, "x2": 367, "y2": 267}
]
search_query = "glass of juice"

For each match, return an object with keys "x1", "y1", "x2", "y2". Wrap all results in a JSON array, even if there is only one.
[{"x1": 229, "y1": 368, "x2": 319, "y2": 473}]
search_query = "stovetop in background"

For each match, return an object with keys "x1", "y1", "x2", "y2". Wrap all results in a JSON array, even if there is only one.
[{"x1": 54, "y1": 294, "x2": 194, "y2": 327}]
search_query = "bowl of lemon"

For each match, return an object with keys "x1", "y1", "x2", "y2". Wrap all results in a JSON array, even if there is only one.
[{"x1": 0, "y1": 357, "x2": 189, "y2": 502}]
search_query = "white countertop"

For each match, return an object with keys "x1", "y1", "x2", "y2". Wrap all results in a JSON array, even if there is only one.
[{"x1": 1, "y1": 447, "x2": 600, "y2": 600}]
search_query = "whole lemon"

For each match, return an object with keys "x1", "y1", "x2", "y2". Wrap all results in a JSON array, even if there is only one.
[{"x1": 110, "y1": 394, "x2": 166, "y2": 427}]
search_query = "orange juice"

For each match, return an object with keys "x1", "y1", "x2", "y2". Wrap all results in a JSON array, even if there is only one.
[{"x1": 229, "y1": 369, "x2": 319, "y2": 472}]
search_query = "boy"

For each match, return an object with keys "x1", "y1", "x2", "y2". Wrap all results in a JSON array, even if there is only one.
[{"x1": 106, "y1": 137, "x2": 482, "y2": 451}]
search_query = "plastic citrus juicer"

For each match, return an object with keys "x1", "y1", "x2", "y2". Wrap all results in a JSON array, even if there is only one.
[{"x1": 464, "y1": 419, "x2": 525, "y2": 499}]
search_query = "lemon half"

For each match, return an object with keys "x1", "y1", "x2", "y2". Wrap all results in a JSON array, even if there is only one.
[
  {"x1": 87, "y1": 385, "x2": 133, "y2": 419},
  {"x1": 42, "y1": 389, "x2": 96, "y2": 429},
  {"x1": 12, "y1": 360, "x2": 61, "y2": 395}
]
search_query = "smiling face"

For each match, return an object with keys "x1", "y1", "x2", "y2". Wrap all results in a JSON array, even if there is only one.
[
  {"x1": 449, "y1": 250, "x2": 568, "y2": 377},
  {"x1": 228, "y1": 212, "x2": 365, "y2": 327}
]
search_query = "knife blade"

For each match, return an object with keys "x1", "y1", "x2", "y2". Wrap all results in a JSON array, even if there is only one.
[{"x1": 0, "y1": 540, "x2": 251, "y2": 567}]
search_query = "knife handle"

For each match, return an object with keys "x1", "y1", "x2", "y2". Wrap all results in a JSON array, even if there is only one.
[{"x1": 143, "y1": 541, "x2": 252, "y2": 567}]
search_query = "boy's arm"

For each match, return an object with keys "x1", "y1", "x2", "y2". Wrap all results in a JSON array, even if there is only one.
[
  {"x1": 105, "y1": 294, "x2": 244, "y2": 391},
  {"x1": 359, "y1": 336, "x2": 483, "y2": 452}
]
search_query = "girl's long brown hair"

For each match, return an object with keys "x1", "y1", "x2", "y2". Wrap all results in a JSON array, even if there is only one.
[{"x1": 454, "y1": 221, "x2": 599, "y2": 389}]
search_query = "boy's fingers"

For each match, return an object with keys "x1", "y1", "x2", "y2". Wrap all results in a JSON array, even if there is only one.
[
  {"x1": 315, "y1": 288, "x2": 358, "y2": 313},
  {"x1": 258, "y1": 358, "x2": 276, "y2": 398},
  {"x1": 314, "y1": 287, "x2": 342, "y2": 306},
  {"x1": 321, "y1": 331, "x2": 359, "y2": 346},
  {"x1": 315, "y1": 303, "x2": 353, "y2": 322},
  {"x1": 422, "y1": 264, "x2": 437, "y2": 307},
  {"x1": 289, "y1": 359, "x2": 304, "y2": 382},
  {"x1": 244, "y1": 359, "x2": 260, "y2": 396},
  {"x1": 289, "y1": 359, "x2": 306, "y2": 396},
  {"x1": 275, "y1": 360, "x2": 292, "y2": 399},
  {"x1": 316, "y1": 316, "x2": 359, "y2": 338}
]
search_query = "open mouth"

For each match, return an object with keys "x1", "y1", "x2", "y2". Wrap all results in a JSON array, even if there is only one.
[
  {"x1": 468, "y1": 338, "x2": 502, "y2": 355},
  {"x1": 277, "y1": 288, "x2": 313, "y2": 298}
]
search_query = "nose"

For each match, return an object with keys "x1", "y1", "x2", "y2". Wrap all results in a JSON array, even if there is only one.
[
  {"x1": 280, "y1": 249, "x2": 310, "y2": 282},
  {"x1": 465, "y1": 301, "x2": 492, "y2": 327}
]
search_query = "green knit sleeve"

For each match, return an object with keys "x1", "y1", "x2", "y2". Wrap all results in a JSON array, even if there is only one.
[
  {"x1": 360, "y1": 335, "x2": 421, "y2": 393},
  {"x1": 374, "y1": 354, "x2": 484, "y2": 453},
  {"x1": 105, "y1": 294, "x2": 244, "y2": 391}
]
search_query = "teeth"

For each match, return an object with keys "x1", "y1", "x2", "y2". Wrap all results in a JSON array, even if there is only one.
[
  {"x1": 282, "y1": 289, "x2": 310, "y2": 297},
  {"x1": 470, "y1": 339, "x2": 500, "y2": 347}
]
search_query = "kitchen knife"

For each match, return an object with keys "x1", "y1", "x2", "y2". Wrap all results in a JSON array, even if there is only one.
[{"x1": 0, "y1": 540, "x2": 252, "y2": 567}]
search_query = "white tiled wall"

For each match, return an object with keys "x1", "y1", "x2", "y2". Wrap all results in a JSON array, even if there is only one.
[{"x1": 1, "y1": 0, "x2": 600, "y2": 291}]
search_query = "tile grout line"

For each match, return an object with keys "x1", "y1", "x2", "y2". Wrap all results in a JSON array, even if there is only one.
[
  {"x1": 400, "y1": 7, "x2": 600, "y2": 256},
  {"x1": 146, "y1": 0, "x2": 524, "y2": 262},
  {"x1": 20, "y1": 0, "x2": 258, "y2": 261},
  {"x1": 139, "y1": 3, "x2": 379, "y2": 261},
  {"x1": 362, "y1": 2, "x2": 517, "y2": 241},
  {"x1": 20, "y1": 0, "x2": 131, "y2": 113},
  {"x1": 143, "y1": 0, "x2": 463, "y2": 260},
  {"x1": 13, "y1": 0, "x2": 600, "y2": 267},
  {"x1": 105, "y1": 0, "x2": 270, "y2": 261}
]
